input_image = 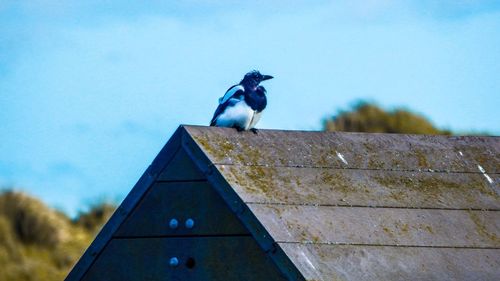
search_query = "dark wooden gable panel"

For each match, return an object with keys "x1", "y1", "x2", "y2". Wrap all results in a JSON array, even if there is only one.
[
  {"x1": 116, "y1": 143, "x2": 248, "y2": 237},
  {"x1": 114, "y1": 181, "x2": 248, "y2": 237},
  {"x1": 82, "y1": 237, "x2": 288, "y2": 281},
  {"x1": 157, "y1": 147, "x2": 205, "y2": 181}
]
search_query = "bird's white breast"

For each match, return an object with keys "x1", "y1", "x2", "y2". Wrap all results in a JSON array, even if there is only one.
[
  {"x1": 215, "y1": 100, "x2": 256, "y2": 130},
  {"x1": 249, "y1": 111, "x2": 262, "y2": 129}
]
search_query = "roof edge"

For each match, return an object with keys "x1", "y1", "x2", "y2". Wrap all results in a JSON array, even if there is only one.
[{"x1": 180, "y1": 124, "x2": 499, "y2": 138}]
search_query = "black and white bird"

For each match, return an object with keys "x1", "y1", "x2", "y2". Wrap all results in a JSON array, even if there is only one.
[{"x1": 210, "y1": 70, "x2": 273, "y2": 133}]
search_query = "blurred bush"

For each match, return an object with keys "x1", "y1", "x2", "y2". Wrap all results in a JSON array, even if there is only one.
[
  {"x1": 0, "y1": 190, "x2": 68, "y2": 248},
  {"x1": 74, "y1": 202, "x2": 116, "y2": 233},
  {"x1": 324, "y1": 101, "x2": 451, "y2": 135},
  {"x1": 0, "y1": 189, "x2": 116, "y2": 281}
]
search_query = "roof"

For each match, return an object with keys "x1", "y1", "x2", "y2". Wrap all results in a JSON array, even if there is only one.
[{"x1": 67, "y1": 125, "x2": 500, "y2": 281}]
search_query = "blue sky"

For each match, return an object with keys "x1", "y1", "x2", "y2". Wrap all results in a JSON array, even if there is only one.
[{"x1": 1, "y1": 1, "x2": 499, "y2": 216}]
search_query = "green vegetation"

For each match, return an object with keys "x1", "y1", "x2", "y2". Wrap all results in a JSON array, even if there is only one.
[
  {"x1": 75, "y1": 202, "x2": 116, "y2": 234},
  {"x1": 323, "y1": 101, "x2": 452, "y2": 135},
  {"x1": 0, "y1": 190, "x2": 116, "y2": 281}
]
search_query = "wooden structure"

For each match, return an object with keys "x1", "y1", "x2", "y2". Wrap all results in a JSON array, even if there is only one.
[{"x1": 66, "y1": 125, "x2": 500, "y2": 281}]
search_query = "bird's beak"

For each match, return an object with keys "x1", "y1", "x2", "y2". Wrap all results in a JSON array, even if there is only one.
[{"x1": 262, "y1": 74, "x2": 274, "y2": 81}]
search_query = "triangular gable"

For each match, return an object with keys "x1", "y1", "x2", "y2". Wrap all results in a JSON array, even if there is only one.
[{"x1": 66, "y1": 126, "x2": 301, "y2": 281}]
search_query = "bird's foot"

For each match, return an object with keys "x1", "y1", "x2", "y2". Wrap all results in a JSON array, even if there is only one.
[{"x1": 250, "y1": 128, "x2": 259, "y2": 134}]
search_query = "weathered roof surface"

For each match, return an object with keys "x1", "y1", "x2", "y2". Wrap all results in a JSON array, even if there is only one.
[
  {"x1": 187, "y1": 126, "x2": 499, "y2": 173},
  {"x1": 184, "y1": 126, "x2": 500, "y2": 281}
]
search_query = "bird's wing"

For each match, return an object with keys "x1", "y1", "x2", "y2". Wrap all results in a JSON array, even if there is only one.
[
  {"x1": 219, "y1": 85, "x2": 244, "y2": 104},
  {"x1": 210, "y1": 85, "x2": 245, "y2": 126}
]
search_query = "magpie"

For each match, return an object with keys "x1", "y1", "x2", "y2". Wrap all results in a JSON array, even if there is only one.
[{"x1": 210, "y1": 70, "x2": 273, "y2": 133}]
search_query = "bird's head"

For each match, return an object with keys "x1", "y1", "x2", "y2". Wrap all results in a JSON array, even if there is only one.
[{"x1": 240, "y1": 70, "x2": 273, "y2": 91}]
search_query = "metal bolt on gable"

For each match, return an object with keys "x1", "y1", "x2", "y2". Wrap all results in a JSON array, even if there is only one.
[
  {"x1": 169, "y1": 257, "x2": 179, "y2": 267},
  {"x1": 185, "y1": 218, "x2": 195, "y2": 229},
  {"x1": 169, "y1": 218, "x2": 179, "y2": 229}
]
